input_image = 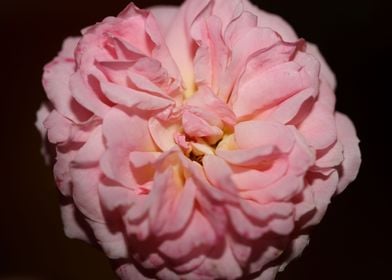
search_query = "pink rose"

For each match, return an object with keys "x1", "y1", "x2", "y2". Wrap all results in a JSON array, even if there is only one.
[{"x1": 36, "y1": 1, "x2": 361, "y2": 279}]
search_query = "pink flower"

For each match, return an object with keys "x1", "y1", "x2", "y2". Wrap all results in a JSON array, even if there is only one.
[{"x1": 36, "y1": 1, "x2": 361, "y2": 279}]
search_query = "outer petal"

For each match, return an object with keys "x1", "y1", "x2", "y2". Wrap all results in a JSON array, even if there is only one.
[
  {"x1": 69, "y1": 71, "x2": 112, "y2": 118},
  {"x1": 265, "y1": 88, "x2": 314, "y2": 124},
  {"x1": 53, "y1": 148, "x2": 78, "y2": 196},
  {"x1": 307, "y1": 43, "x2": 337, "y2": 89},
  {"x1": 72, "y1": 125, "x2": 105, "y2": 165},
  {"x1": 191, "y1": 240, "x2": 242, "y2": 279},
  {"x1": 243, "y1": 1, "x2": 298, "y2": 42},
  {"x1": 158, "y1": 211, "x2": 216, "y2": 260},
  {"x1": 60, "y1": 199, "x2": 94, "y2": 243},
  {"x1": 35, "y1": 103, "x2": 51, "y2": 138},
  {"x1": 314, "y1": 141, "x2": 344, "y2": 169},
  {"x1": 335, "y1": 113, "x2": 361, "y2": 193},
  {"x1": 43, "y1": 37, "x2": 92, "y2": 122},
  {"x1": 306, "y1": 171, "x2": 340, "y2": 225},
  {"x1": 71, "y1": 166, "x2": 104, "y2": 223},
  {"x1": 298, "y1": 82, "x2": 337, "y2": 150},
  {"x1": 89, "y1": 221, "x2": 129, "y2": 259},
  {"x1": 234, "y1": 46, "x2": 320, "y2": 118},
  {"x1": 116, "y1": 262, "x2": 155, "y2": 280},
  {"x1": 35, "y1": 103, "x2": 52, "y2": 164},
  {"x1": 44, "y1": 110, "x2": 72, "y2": 144}
]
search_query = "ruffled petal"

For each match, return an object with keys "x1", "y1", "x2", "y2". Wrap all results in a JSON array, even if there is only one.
[
  {"x1": 233, "y1": 51, "x2": 319, "y2": 118},
  {"x1": 43, "y1": 37, "x2": 92, "y2": 122},
  {"x1": 101, "y1": 106, "x2": 157, "y2": 188},
  {"x1": 60, "y1": 199, "x2": 94, "y2": 243},
  {"x1": 234, "y1": 120, "x2": 295, "y2": 151},
  {"x1": 298, "y1": 83, "x2": 337, "y2": 150},
  {"x1": 148, "y1": 160, "x2": 196, "y2": 236},
  {"x1": 231, "y1": 159, "x2": 288, "y2": 191},
  {"x1": 335, "y1": 113, "x2": 361, "y2": 193},
  {"x1": 158, "y1": 210, "x2": 216, "y2": 260},
  {"x1": 100, "y1": 81, "x2": 174, "y2": 111},
  {"x1": 243, "y1": 1, "x2": 298, "y2": 42}
]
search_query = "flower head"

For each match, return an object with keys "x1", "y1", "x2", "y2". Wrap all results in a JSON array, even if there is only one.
[{"x1": 36, "y1": 1, "x2": 361, "y2": 279}]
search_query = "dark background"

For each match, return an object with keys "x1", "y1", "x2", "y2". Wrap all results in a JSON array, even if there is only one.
[{"x1": 1, "y1": 0, "x2": 390, "y2": 279}]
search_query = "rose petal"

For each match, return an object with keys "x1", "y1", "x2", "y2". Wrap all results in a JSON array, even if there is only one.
[
  {"x1": 186, "y1": 86, "x2": 236, "y2": 127},
  {"x1": 217, "y1": 145, "x2": 278, "y2": 167},
  {"x1": 72, "y1": 126, "x2": 105, "y2": 165},
  {"x1": 158, "y1": 210, "x2": 215, "y2": 260},
  {"x1": 231, "y1": 158, "x2": 288, "y2": 191},
  {"x1": 298, "y1": 88, "x2": 337, "y2": 150},
  {"x1": 182, "y1": 110, "x2": 223, "y2": 139},
  {"x1": 194, "y1": 241, "x2": 242, "y2": 279},
  {"x1": 101, "y1": 106, "x2": 156, "y2": 188},
  {"x1": 241, "y1": 175, "x2": 303, "y2": 204},
  {"x1": 116, "y1": 262, "x2": 155, "y2": 280},
  {"x1": 149, "y1": 6, "x2": 178, "y2": 35},
  {"x1": 233, "y1": 57, "x2": 317, "y2": 118},
  {"x1": 164, "y1": 0, "x2": 211, "y2": 91},
  {"x1": 149, "y1": 117, "x2": 181, "y2": 151},
  {"x1": 306, "y1": 171, "x2": 339, "y2": 225},
  {"x1": 43, "y1": 38, "x2": 92, "y2": 123},
  {"x1": 307, "y1": 43, "x2": 337, "y2": 89},
  {"x1": 335, "y1": 113, "x2": 361, "y2": 193},
  {"x1": 149, "y1": 166, "x2": 196, "y2": 236},
  {"x1": 243, "y1": 1, "x2": 298, "y2": 42},
  {"x1": 60, "y1": 199, "x2": 94, "y2": 243},
  {"x1": 235, "y1": 120, "x2": 295, "y2": 151},
  {"x1": 315, "y1": 141, "x2": 344, "y2": 169},
  {"x1": 70, "y1": 166, "x2": 104, "y2": 224},
  {"x1": 88, "y1": 220, "x2": 128, "y2": 259},
  {"x1": 100, "y1": 81, "x2": 174, "y2": 111},
  {"x1": 266, "y1": 88, "x2": 314, "y2": 124},
  {"x1": 227, "y1": 205, "x2": 269, "y2": 239},
  {"x1": 69, "y1": 71, "x2": 111, "y2": 118},
  {"x1": 192, "y1": 16, "x2": 230, "y2": 93}
]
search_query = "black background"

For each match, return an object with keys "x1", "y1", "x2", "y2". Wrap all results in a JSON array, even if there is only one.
[{"x1": 1, "y1": 0, "x2": 390, "y2": 279}]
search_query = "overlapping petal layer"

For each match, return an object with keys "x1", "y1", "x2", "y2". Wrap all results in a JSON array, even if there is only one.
[{"x1": 36, "y1": 0, "x2": 361, "y2": 279}]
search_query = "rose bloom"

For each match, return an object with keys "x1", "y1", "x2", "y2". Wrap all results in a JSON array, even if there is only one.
[{"x1": 36, "y1": 0, "x2": 361, "y2": 279}]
